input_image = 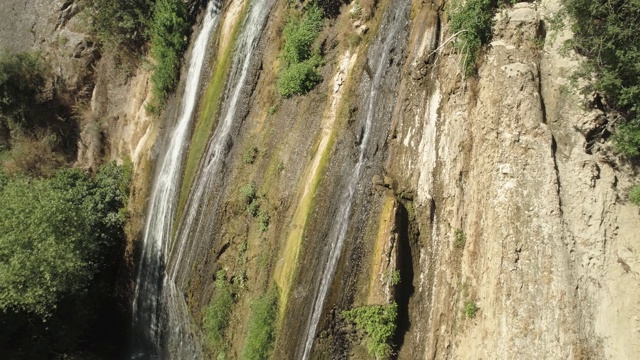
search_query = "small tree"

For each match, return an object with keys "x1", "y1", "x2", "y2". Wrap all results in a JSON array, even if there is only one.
[{"x1": 0, "y1": 52, "x2": 44, "y2": 130}]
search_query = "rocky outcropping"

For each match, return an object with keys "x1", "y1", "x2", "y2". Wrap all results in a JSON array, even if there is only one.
[{"x1": 387, "y1": 1, "x2": 640, "y2": 359}]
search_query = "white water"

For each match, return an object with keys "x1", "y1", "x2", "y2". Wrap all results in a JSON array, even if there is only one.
[
  {"x1": 168, "y1": 0, "x2": 274, "y2": 291},
  {"x1": 131, "y1": 1, "x2": 221, "y2": 357},
  {"x1": 301, "y1": 3, "x2": 410, "y2": 359}
]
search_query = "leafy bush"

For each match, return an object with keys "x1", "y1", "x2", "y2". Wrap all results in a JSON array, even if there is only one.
[
  {"x1": 629, "y1": 184, "x2": 640, "y2": 205},
  {"x1": 82, "y1": 0, "x2": 153, "y2": 51},
  {"x1": 448, "y1": 0, "x2": 494, "y2": 77},
  {"x1": 277, "y1": 3, "x2": 324, "y2": 97},
  {"x1": 278, "y1": 56, "x2": 323, "y2": 97},
  {"x1": 148, "y1": 0, "x2": 190, "y2": 111},
  {"x1": 0, "y1": 52, "x2": 44, "y2": 130},
  {"x1": 204, "y1": 271, "x2": 234, "y2": 357},
  {"x1": 563, "y1": 0, "x2": 640, "y2": 156},
  {"x1": 0, "y1": 162, "x2": 129, "y2": 316},
  {"x1": 342, "y1": 303, "x2": 398, "y2": 359},
  {"x1": 241, "y1": 288, "x2": 279, "y2": 360}
]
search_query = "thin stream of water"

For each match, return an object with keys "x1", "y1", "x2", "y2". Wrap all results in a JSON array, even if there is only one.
[{"x1": 300, "y1": 3, "x2": 410, "y2": 359}]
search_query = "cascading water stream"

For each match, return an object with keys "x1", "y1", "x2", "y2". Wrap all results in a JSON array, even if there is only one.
[
  {"x1": 300, "y1": 3, "x2": 410, "y2": 359},
  {"x1": 131, "y1": 1, "x2": 220, "y2": 357},
  {"x1": 167, "y1": 0, "x2": 274, "y2": 293}
]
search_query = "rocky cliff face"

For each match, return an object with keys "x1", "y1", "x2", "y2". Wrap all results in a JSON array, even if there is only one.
[
  {"x1": 3, "y1": 0, "x2": 638, "y2": 358},
  {"x1": 385, "y1": 1, "x2": 640, "y2": 359}
]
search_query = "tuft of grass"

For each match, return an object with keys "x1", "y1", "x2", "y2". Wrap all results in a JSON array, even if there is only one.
[
  {"x1": 241, "y1": 287, "x2": 279, "y2": 360},
  {"x1": 258, "y1": 210, "x2": 270, "y2": 232},
  {"x1": 342, "y1": 303, "x2": 398, "y2": 359},
  {"x1": 629, "y1": 184, "x2": 640, "y2": 205},
  {"x1": 454, "y1": 228, "x2": 465, "y2": 248},
  {"x1": 204, "y1": 271, "x2": 234, "y2": 357},
  {"x1": 243, "y1": 146, "x2": 259, "y2": 164},
  {"x1": 464, "y1": 300, "x2": 478, "y2": 319}
]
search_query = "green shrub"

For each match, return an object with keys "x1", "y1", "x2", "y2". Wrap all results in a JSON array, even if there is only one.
[
  {"x1": 277, "y1": 3, "x2": 324, "y2": 97},
  {"x1": 464, "y1": 300, "x2": 478, "y2": 319},
  {"x1": 629, "y1": 184, "x2": 640, "y2": 205},
  {"x1": 277, "y1": 56, "x2": 323, "y2": 97},
  {"x1": 241, "y1": 183, "x2": 257, "y2": 203},
  {"x1": 243, "y1": 146, "x2": 259, "y2": 164},
  {"x1": 82, "y1": 0, "x2": 153, "y2": 50},
  {"x1": 454, "y1": 228, "x2": 466, "y2": 248},
  {"x1": 342, "y1": 303, "x2": 398, "y2": 359},
  {"x1": 204, "y1": 271, "x2": 234, "y2": 357},
  {"x1": 563, "y1": 0, "x2": 640, "y2": 156},
  {"x1": 148, "y1": 0, "x2": 190, "y2": 111},
  {"x1": 241, "y1": 288, "x2": 279, "y2": 360},
  {"x1": 385, "y1": 270, "x2": 401, "y2": 286},
  {"x1": 258, "y1": 210, "x2": 270, "y2": 232},
  {"x1": 0, "y1": 52, "x2": 45, "y2": 130},
  {"x1": 448, "y1": 0, "x2": 494, "y2": 77}
]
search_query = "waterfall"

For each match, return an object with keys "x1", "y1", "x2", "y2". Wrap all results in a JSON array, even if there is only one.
[
  {"x1": 131, "y1": 1, "x2": 221, "y2": 358},
  {"x1": 163, "y1": 0, "x2": 275, "y2": 357},
  {"x1": 300, "y1": 2, "x2": 410, "y2": 359},
  {"x1": 167, "y1": 0, "x2": 274, "y2": 293}
]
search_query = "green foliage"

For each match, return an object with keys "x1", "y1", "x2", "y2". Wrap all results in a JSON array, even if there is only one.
[
  {"x1": 342, "y1": 303, "x2": 398, "y2": 358},
  {"x1": 0, "y1": 52, "x2": 45, "y2": 130},
  {"x1": 278, "y1": 56, "x2": 324, "y2": 97},
  {"x1": 258, "y1": 210, "x2": 270, "y2": 232},
  {"x1": 563, "y1": 0, "x2": 640, "y2": 156},
  {"x1": 454, "y1": 228, "x2": 466, "y2": 248},
  {"x1": 241, "y1": 287, "x2": 279, "y2": 360},
  {"x1": 448, "y1": 0, "x2": 494, "y2": 77},
  {"x1": 241, "y1": 182, "x2": 257, "y2": 208},
  {"x1": 385, "y1": 269, "x2": 401, "y2": 286},
  {"x1": 244, "y1": 146, "x2": 259, "y2": 164},
  {"x1": 464, "y1": 300, "x2": 478, "y2": 318},
  {"x1": 0, "y1": 162, "x2": 129, "y2": 316},
  {"x1": 204, "y1": 271, "x2": 234, "y2": 357},
  {"x1": 629, "y1": 184, "x2": 640, "y2": 205},
  {"x1": 612, "y1": 121, "x2": 640, "y2": 156},
  {"x1": 277, "y1": 3, "x2": 324, "y2": 97},
  {"x1": 82, "y1": 0, "x2": 153, "y2": 51},
  {"x1": 148, "y1": 0, "x2": 190, "y2": 111}
]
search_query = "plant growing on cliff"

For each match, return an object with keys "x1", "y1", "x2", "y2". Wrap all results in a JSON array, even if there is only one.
[
  {"x1": 277, "y1": 2, "x2": 324, "y2": 97},
  {"x1": 241, "y1": 287, "x2": 279, "y2": 360},
  {"x1": 464, "y1": 300, "x2": 478, "y2": 319},
  {"x1": 629, "y1": 184, "x2": 640, "y2": 206},
  {"x1": 204, "y1": 271, "x2": 234, "y2": 357},
  {"x1": 448, "y1": 0, "x2": 494, "y2": 77},
  {"x1": 562, "y1": 0, "x2": 640, "y2": 156},
  {"x1": 82, "y1": 0, "x2": 153, "y2": 51},
  {"x1": 342, "y1": 303, "x2": 398, "y2": 358},
  {"x1": 454, "y1": 228, "x2": 466, "y2": 248},
  {"x1": 0, "y1": 52, "x2": 45, "y2": 131},
  {"x1": 148, "y1": 0, "x2": 190, "y2": 112}
]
